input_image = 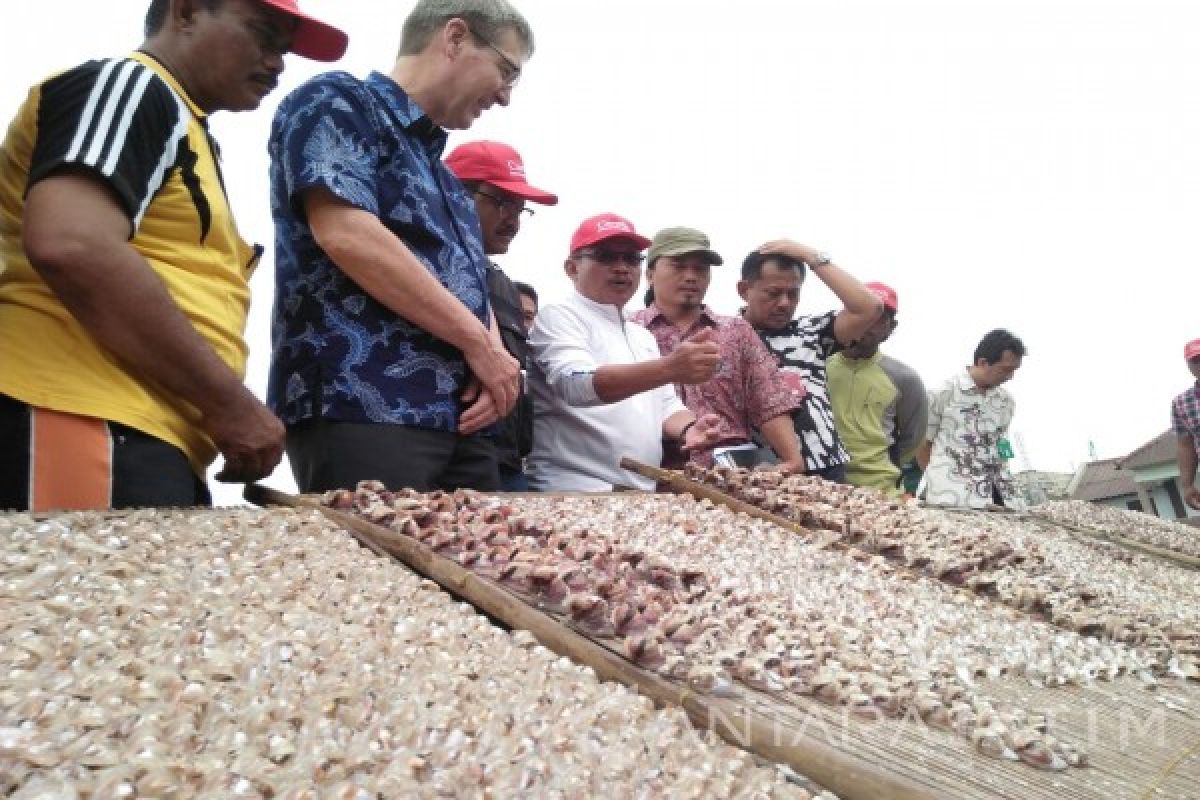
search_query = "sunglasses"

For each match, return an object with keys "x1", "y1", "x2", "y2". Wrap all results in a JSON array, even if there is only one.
[{"x1": 578, "y1": 249, "x2": 645, "y2": 267}]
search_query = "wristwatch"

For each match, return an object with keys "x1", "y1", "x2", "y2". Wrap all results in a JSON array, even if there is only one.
[{"x1": 809, "y1": 251, "x2": 832, "y2": 268}]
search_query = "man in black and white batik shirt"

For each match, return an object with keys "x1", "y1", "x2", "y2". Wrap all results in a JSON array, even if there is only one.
[{"x1": 737, "y1": 240, "x2": 883, "y2": 481}]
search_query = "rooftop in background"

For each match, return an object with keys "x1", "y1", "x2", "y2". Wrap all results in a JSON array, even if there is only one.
[
  {"x1": 1118, "y1": 430, "x2": 1176, "y2": 471},
  {"x1": 1070, "y1": 457, "x2": 1138, "y2": 502}
]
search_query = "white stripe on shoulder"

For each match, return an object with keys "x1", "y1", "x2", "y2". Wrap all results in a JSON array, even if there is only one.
[
  {"x1": 64, "y1": 58, "x2": 121, "y2": 162},
  {"x1": 100, "y1": 67, "x2": 156, "y2": 175},
  {"x1": 132, "y1": 90, "x2": 190, "y2": 229},
  {"x1": 82, "y1": 60, "x2": 139, "y2": 166}
]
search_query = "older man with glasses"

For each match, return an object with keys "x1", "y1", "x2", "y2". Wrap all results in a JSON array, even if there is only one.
[
  {"x1": 446, "y1": 140, "x2": 557, "y2": 490},
  {"x1": 267, "y1": 0, "x2": 534, "y2": 493},
  {"x1": 526, "y1": 214, "x2": 723, "y2": 491}
]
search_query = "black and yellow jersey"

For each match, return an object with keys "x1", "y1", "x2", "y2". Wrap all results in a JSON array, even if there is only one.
[{"x1": 0, "y1": 51, "x2": 260, "y2": 473}]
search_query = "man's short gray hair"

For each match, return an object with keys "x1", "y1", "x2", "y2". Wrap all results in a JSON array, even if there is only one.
[{"x1": 399, "y1": 0, "x2": 534, "y2": 58}]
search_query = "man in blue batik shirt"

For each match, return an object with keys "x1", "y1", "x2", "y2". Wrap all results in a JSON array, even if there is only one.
[{"x1": 267, "y1": 0, "x2": 533, "y2": 492}]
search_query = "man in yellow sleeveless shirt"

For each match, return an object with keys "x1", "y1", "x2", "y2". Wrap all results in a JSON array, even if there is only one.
[{"x1": 0, "y1": 0, "x2": 346, "y2": 510}]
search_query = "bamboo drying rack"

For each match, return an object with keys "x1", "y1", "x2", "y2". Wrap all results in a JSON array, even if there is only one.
[
  {"x1": 618, "y1": 457, "x2": 1200, "y2": 699},
  {"x1": 244, "y1": 484, "x2": 933, "y2": 799},
  {"x1": 1027, "y1": 511, "x2": 1200, "y2": 571},
  {"x1": 620, "y1": 457, "x2": 1200, "y2": 617},
  {"x1": 618, "y1": 457, "x2": 1041, "y2": 606},
  {"x1": 244, "y1": 484, "x2": 1200, "y2": 799}
]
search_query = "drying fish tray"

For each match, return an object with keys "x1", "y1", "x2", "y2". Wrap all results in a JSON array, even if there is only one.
[
  {"x1": 617, "y1": 459, "x2": 1031, "y2": 609},
  {"x1": 1027, "y1": 512, "x2": 1200, "y2": 571},
  {"x1": 247, "y1": 485, "x2": 1200, "y2": 800},
  {"x1": 245, "y1": 485, "x2": 928, "y2": 799},
  {"x1": 625, "y1": 459, "x2": 1200, "y2": 662}
]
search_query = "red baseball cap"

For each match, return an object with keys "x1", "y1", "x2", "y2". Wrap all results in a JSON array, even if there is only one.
[
  {"x1": 445, "y1": 141, "x2": 558, "y2": 205},
  {"x1": 865, "y1": 281, "x2": 898, "y2": 312},
  {"x1": 260, "y1": 0, "x2": 348, "y2": 62},
  {"x1": 1185, "y1": 338, "x2": 1200, "y2": 361},
  {"x1": 569, "y1": 213, "x2": 652, "y2": 253}
]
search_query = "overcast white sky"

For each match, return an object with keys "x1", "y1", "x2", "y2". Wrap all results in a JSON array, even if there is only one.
[{"x1": 6, "y1": 1, "x2": 1199, "y2": 505}]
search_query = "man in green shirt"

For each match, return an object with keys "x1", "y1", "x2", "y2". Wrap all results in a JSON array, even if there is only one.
[{"x1": 827, "y1": 282, "x2": 927, "y2": 496}]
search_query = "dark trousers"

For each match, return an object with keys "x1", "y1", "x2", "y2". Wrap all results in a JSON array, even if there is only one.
[
  {"x1": 286, "y1": 418, "x2": 499, "y2": 493},
  {"x1": 810, "y1": 461, "x2": 848, "y2": 483},
  {"x1": 0, "y1": 393, "x2": 210, "y2": 511},
  {"x1": 498, "y1": 465, "x2": 530, "y2": 492}
]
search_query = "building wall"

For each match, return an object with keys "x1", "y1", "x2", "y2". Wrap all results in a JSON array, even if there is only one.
[
  {"x1": 1161, "y1": 483, "x2": 1200, "y2": 519},
  {"x1": 1127, "y1": 462, "x2": 1200, "y2": 519},
  {"x1": 1151, "y1": 485, "x2": 1177, "y2": 520},
  {"x1": 1133, "y1": 462, "x2": 1184, "y2": 483},
  {"x1": 1098, "y1": 494, "x2": 1143, "y2": 512}
]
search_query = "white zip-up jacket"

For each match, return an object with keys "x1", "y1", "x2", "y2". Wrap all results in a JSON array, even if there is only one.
[{"x1": 527, "y1": 290, "x2": 685, "y2": 491}]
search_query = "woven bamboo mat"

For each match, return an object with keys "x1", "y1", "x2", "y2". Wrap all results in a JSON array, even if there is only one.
[
  {"x1": 461, "y1": 558, "x2": 1200, "y2": 799},
  {"x1": 711, "y1": 674, "x2": 1200, "y2": 800},
  {"x1": 247, "y1": 486, "x2": 1200, "y2": 799},
  {"x1": 1025, "y1": 512, "x2": 1200, "y2": 571},
  {"x1": 537, "y1": 597, "x2": 1200, "y2": 799}
]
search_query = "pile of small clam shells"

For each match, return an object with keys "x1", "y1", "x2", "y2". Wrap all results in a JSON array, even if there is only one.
[
  {"x1": 508, "y1": 494, "x2": 1125, "y2": 770},
  {"x1": 0, "y1": 508, "x2": 826, "y2": 799},
  {"x1": 685, "y1": 466, "x2": 1200, "y2": 677},
  {"x1": 324, "y1": 483, "x2": 1185, "y2": 772},
  {"x1": 1037, "y1": 499, "x2": 1200, "y2": 559}
]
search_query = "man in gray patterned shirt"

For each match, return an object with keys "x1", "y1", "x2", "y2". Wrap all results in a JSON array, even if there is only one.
[
  {"x1": 737, "y1": 240, "x2": 882, "y2": 481},
  {"x1": 917, "y1": 329, "x2": 1025, "y2": 509}
]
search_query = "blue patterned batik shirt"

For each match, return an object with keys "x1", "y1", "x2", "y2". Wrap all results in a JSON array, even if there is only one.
[{"x1": 266, "y1": 71, "x2": 490, "y2": 431}]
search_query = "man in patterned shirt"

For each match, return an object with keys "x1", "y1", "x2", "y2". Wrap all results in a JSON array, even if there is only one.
[
  {"x1": 737, "y1": 240, "x2": 884, "y2": 481},
  {"x1": 1173, "y1": 338, "x2": 1200, "y2": 510},
  {"x1": 632, "y1": 227, "x2": 806, "y2": 471},
  {"x1": 0, "y1": 0, "x2": 346, "y2": 511},
  {"x1": 268, "y1": 0, "x2": 532, "y2": 492},
  {"x1": 918, "y1": 329, "x2": 1025, "y2": 509}
]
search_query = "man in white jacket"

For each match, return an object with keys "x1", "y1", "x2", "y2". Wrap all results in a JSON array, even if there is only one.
[{"x1": 527, "y1": 213, "x2": 721, "y2": 490}]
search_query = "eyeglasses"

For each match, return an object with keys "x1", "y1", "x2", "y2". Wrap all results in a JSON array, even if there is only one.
[
  {"x1": 474, "y1": 188, "x2": 533, "y2": 218},
  {"x1": 466, "y1": 24, "x2": 521, "y2": 87},
  {"x1": 578, "y1": 249, "x2": 645, "y2": 267}
]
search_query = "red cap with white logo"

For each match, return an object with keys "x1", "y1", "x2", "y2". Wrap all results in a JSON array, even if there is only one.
[
  {"x1": 864, "y1": 281, "x2": 899, "y2": 312},
  {"x1": 259, "y1": 0, "x2": 348, "y2": 62},
  {"x1": 569, "y1": 213, "x2": 652, "y2": 253},
  {"x1": 444, "y1": 141, "x2": 558, "y2": 205},
  {"x1": 1185, "y1": 338, "x2": 1200, "y2": 361}
]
